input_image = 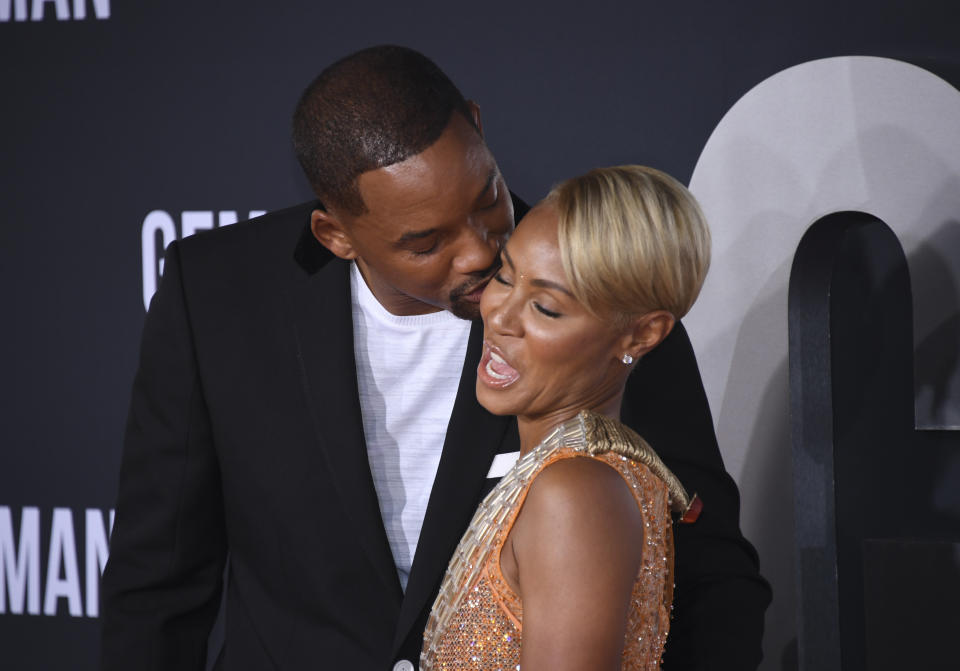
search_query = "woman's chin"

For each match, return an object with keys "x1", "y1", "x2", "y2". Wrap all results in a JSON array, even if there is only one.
[{"x1": 475, "y1": 381, "x2": 520, "y2": 417}]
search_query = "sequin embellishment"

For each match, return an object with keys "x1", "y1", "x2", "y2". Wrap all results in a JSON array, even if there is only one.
[{"x1": 421, "y1": 411, "x2": 677, "y2": 670}]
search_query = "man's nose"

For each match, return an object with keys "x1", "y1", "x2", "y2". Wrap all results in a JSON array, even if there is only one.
[{"x1": 455, "y1": 222, "x2": 505, "y2": 274}]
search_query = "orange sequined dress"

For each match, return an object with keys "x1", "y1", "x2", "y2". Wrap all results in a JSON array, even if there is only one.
[{"x1": 421, "y1": 410, "x2": 693, "y2": 671}]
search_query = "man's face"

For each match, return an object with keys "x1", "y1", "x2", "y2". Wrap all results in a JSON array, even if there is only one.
[{"x1": 315, "y1": 112, "x2": 514, "y2": 320}]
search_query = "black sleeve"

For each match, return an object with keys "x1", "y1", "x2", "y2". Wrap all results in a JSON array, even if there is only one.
[
  {"x1": 100, "y1": 241, "x2": 227, "y2": 670},
  {"x1": 621, "y1": 321, "x2": 772, "y2": 670}
]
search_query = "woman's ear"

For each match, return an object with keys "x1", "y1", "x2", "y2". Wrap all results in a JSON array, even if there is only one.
[
  {"x1": 311, "y1": 208, "x2": 358, "y2": 260},
  {"x1": 618, "y1": 310, "x2": 676, "y2": 362}
]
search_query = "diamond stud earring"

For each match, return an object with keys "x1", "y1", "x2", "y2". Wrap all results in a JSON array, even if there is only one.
[{"x1": 621, "y1": 353, "x2": 634, "y2": 365}]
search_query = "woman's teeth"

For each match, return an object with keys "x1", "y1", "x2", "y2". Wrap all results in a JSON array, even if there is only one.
[
  {"x1": 486, "y1": 349, "x2": 519, "y2": 383},
  {"x1": 486, "y1": 358, "x2": 511, "y2": 380}
]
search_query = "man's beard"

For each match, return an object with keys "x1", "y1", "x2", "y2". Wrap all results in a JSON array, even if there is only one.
[
  {"x1": 447, "y1": 256, "x2": 501, "y2": 320},
  {"x1": 447, "y1": 279, "x2": 488, "y2": 320},
  {"x1": 448, "y1": 296, "x2": 481, "y2": 320}
]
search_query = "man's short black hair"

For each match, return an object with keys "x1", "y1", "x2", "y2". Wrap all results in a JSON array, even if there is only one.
[{"x1": 292, "y1": 45, "x2": 474, "y2": 215}]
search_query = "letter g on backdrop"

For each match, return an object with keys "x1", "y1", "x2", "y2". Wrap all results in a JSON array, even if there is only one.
[{"x1": 683, "y1": 55, "x2": 960, "y2": 664}]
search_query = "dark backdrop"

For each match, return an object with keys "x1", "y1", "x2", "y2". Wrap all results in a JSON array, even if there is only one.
[{"x1": 1, "y1": 1, "x2": 958, "y2": 669}]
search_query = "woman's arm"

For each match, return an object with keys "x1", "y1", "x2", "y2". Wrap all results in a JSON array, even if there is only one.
[{"x1": 510, "y1": 456, "x2": 646, "y2": 671}]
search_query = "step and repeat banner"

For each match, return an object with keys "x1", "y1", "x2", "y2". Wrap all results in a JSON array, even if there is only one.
[{"x1": 2, "y1": 2, "x2": 958, "y2": 669}]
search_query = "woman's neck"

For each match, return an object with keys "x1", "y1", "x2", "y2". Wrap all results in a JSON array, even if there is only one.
[{"x1": 516, "y1": 393, "x2": 623, "y2": 455}]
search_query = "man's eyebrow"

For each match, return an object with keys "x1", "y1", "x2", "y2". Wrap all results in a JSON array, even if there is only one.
[
  {"x1": 395, "y1": 228, "x2": 438, "y2": 245},
  {"x1": 474, "y1": 169, "x2": 497, "y2": 204},
  {"x1": 501, "y1": 249, "x2": 574, "y2": 297},
  {"x1": 393, "y1": 170, "x2": 497, "y2": 246}
]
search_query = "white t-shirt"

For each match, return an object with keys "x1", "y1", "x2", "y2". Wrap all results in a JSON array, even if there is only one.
[{"x1": 350, "y1": 262, "x2": 471, "y2": 590}]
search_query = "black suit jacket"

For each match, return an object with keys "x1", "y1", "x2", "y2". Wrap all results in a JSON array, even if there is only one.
[{"x1": 101, "y1": 196, "x2": 770, "y2": 670}]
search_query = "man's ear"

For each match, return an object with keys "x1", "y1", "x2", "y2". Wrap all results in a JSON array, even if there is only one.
[
  {"x1": 466, "y1": 100, "x2": 483, "y2": 136},
  {"x1": 310, "y1": 208, "x2": 358, "y2": 260},
  {"x1": 619, "y1": 310, "x2": 676, "y2": 362}
]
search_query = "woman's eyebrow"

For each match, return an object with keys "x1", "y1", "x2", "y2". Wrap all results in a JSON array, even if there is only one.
[
  {"x1": 530, "y1": 278, "x2": 574, "y2": 297},
  {"x1": 502, "y1": 249, "x2": 573, "y2": 296}
]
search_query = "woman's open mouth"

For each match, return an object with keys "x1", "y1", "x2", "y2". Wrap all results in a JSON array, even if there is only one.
[{"x1": 478, "y1": 341, "x2": 520, "y2": 388}]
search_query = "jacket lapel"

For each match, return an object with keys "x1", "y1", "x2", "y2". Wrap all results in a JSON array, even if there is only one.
[
  {"x1": 289, "y1": 248, "x2": 403, "y2": 604},
  {"x1": 392, "y1": 318, "x2": 516, "y2": 653}
]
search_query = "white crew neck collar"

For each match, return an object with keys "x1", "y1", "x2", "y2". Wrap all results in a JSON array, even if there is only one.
[{"x1": 350, "y1": 262, "x2": 464, "y2": 327}]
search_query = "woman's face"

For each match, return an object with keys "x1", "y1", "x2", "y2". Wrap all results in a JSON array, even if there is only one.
[{"x1": 477, "y1": 204, "x2": 629, "y2": 421}]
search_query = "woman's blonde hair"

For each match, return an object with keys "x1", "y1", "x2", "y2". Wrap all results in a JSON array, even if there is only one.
[{"x1": 546, "y1": 165, "x2": 711, "y2": 322}]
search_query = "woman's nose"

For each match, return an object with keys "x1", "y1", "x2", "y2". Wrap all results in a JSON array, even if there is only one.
[{"x1": 484, "y1": 287, "x2": 523, "y2": 337}]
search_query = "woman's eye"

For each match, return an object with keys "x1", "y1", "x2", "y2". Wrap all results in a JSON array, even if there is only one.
[
  {"x1": 534, "y1": 302, "x2": 561, "y2": 318},
  {"x1": 493, "y1": 271, "x2": 511, "y2": 285}
]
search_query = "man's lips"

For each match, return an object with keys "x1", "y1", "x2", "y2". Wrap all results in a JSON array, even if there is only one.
[
  {"x1": 478, "y1": 341, "x2": 520, "y2": 388},
  {"x1": 459, "y1": 277, "x2": 493, "y2": 303}
]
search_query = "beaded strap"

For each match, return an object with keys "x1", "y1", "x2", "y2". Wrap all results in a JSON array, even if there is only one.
[{"x1": 576, "y1": 411, "x2": 694, "y2": 516}]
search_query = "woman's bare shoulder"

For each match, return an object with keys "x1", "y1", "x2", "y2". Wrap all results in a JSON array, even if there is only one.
[
  {"x1": 509, "y1": 455, "x2": 648, "y2": 670},
  {"x1": 514, "y1": 455, "x2": 644, "y2": 563}
]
